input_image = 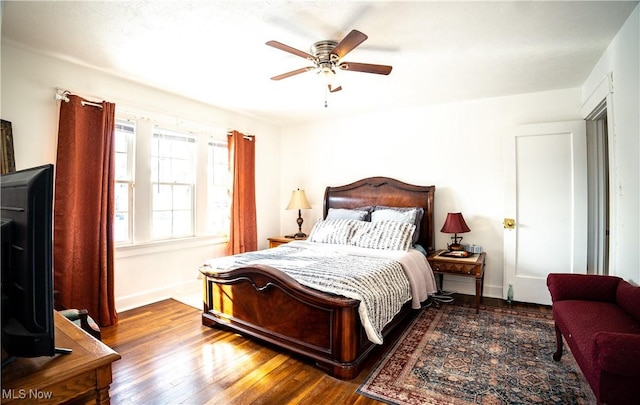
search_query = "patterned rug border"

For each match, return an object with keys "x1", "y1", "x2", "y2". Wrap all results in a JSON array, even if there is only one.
[{"x1": 357, "y1": 301, "x2": 595, "y2": 405}]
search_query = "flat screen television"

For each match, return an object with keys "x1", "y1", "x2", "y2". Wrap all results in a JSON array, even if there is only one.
[{"x1": 1, "y1": 164, "x2": 65, "y2": 366}]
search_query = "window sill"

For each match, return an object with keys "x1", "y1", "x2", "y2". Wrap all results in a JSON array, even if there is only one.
[{"x1": 115, "y1": 235, "x2": 227, "y2": 258}]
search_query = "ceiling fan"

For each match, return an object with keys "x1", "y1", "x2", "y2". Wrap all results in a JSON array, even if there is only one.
[{"x1": 266, "y1": 29, "x2": 392, "y2": 93}]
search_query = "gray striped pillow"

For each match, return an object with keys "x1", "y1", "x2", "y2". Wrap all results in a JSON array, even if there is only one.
[
  {"x1": 350, "y1": 220, "x2": 416, "y2": 251},
  {"x1": 308, "y1": 219, "x2": 363, "y2": 245}
]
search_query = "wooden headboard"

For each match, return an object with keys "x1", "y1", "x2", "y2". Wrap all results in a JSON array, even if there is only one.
[{"x1": 323, "y1": 177, "x2": 435, "y2": 253}]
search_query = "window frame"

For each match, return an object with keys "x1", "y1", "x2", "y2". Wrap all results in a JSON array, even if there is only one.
[
  {"x1": 114, "y1": 109, "x2": 230, "y2": 253},
  {"x1": 114, "y1": 119, "x2": 136, "y2": 244},
  {"x1": 151, "y1": 128, "x2": 197, "y2": 241},
  {"x1": 206, "y1": 139, "x2": 231, "y2": 237}
]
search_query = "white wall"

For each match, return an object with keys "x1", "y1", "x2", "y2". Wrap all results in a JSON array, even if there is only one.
[
  {"x1": 1, "y1": 44, "x2": 283, "y2": 311},
  {"x1": 280, "y1": 88, "x2": 583, "y2": 298},
  {"x1": 581, "y1": 5, "x2": 640, "y2": 284}
]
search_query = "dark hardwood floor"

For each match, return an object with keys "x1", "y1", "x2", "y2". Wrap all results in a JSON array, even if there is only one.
[{"x1": 101, "y1": 294, "x2": 550, "y2": 404}]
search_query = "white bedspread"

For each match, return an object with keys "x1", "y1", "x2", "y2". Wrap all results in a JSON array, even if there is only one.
[{"x1": 200, "y1": 241, "x2": 437, "y2": 344}]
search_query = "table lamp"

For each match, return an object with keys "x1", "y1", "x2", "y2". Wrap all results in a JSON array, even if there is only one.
[
  {"x1": 286, "y1": 189, "x2": 311, "y2": 238},
  {"x1": 440, "y1": 212, "x2": 470, "y2": 251}
]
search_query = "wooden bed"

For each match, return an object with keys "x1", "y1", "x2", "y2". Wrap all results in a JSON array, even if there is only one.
[{"x1": 201, "y1": 177, "x2": 435, "y2": 379}]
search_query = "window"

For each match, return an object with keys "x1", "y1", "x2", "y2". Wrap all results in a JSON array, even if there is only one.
[
  {"x1": 208, "y1": 140, "x2": 230, "y2": 235},
  {"x1": 114, "y1": 111, "x2": 229, "y2": 248},
  {"x1": 114, "y1": 120, "x2": 135, "y2": 243},
  {"x1": 151, "y1": 129, "x2": 196, "y2": 240}
]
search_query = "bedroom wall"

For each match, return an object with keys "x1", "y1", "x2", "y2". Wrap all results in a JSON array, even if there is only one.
[
  {"x1": 581, "y1": 4, "x2": 640, "y2": 284},
  {"x1": 0, "y1": 43, "x2": 282, "y2": 311},
  {"x1": 279, "y1": 88, "x2": 583, "y2": 299}
]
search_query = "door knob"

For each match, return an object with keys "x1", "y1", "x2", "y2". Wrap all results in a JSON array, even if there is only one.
[{"x1": 503, "y1": 218, "x2": 516, "y2": 229}]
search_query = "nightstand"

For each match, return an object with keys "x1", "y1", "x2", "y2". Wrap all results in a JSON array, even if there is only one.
[
  {"x1": 427, "y1": 250, "x2": 486, "y2": 313},
  {"x1": 268, "y1": 236, "x2": 305, "y2": 248}
]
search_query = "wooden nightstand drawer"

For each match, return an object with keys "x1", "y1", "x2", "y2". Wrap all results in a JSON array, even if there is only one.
[{"x1": 430, "y1": 260, "x2": 479, "y2": 275}]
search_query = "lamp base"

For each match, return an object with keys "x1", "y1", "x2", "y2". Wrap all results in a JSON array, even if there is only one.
[
  {"x1": 447, "y1": 243, "x2": 465, "y2": 251},
  {"x1": 285, "y1": 232, "x2": 307, "y2": 239}
]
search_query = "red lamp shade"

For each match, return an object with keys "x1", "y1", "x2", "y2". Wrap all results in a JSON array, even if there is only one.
[
  {"x1": 440, "y1": 212, "x2": 471, "y2": 234},
  {"x1": 440, "y1": 212, "x2": 470, "y2": 250}
]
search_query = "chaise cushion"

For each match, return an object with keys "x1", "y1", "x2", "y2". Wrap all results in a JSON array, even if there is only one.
[
  {"x1": 594, "y1": 332, "x2": 640, "y2": 377},
  {"x1": 552, "y1": 300, "x2": 639, "y2": 393},
  {"x1": 616, "y1": 280, "x2": 640, "y2": 323}
]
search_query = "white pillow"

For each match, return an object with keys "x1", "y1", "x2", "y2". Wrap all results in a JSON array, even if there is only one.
[
  {"x1": 371, "y1": 208, "x2": 417, "y2": 225},
  {"x1": 372, "y1": 206, "x2": 423, "y2": 244},
  {"x1": 350, "y1": 220, "x2": 416, "y2": 251},
  {"x1": 308, "y1": 219, "x2": 363, "y2": 245},
  {"x1": 326, "y1": 208, "x2": 369, "y2": 221}
]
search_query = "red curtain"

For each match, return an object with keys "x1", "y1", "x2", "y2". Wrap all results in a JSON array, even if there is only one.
[
  {"x1": 227, "y1": 130, "x2": 257, "y2": 254},
  {"x1": 54, "y1": 95, "x2": 118, "y2": 326}
]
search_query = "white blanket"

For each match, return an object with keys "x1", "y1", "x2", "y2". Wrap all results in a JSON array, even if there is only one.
[{"x1": 288, "y1": 241, "x2": 437, "y2": 309}]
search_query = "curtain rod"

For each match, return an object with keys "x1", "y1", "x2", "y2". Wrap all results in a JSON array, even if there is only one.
[
  {"x1": 55, "y1": 89, "x2": 103, "y2": 109},
  {"x1": 227, "y1": 130, "x2": 255, "y2": 141},
  {"x1": 56, "y1": 88, "x2": 251, "y2": 134}
]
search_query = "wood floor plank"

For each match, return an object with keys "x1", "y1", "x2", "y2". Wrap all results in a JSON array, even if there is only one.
[{"x1": 102, "y1": 295, "x2": 549, "y2": 404}]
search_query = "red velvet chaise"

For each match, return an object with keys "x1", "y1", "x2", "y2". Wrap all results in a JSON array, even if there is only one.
[{"x1": 547, "y1": 273, "x2": 640, "y2": 405}]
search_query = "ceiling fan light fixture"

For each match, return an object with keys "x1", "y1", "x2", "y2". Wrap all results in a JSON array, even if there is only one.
[{"x1": 318, "y1": 64, "x2": 337, "y2": 86}]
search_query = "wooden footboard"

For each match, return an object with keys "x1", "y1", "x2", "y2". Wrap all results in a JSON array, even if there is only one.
[{"x1": 202, "y1": 264, "x2": 412, "y2": 380}]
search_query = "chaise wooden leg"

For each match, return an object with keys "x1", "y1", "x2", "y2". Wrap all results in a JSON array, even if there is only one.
[{"x1": 552, "y1": 323, "x2": 563, "y2": 361}]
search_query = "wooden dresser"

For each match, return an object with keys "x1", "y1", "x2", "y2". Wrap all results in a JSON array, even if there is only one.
[{"x1": 1, "y1": 311, "x2": 121, "y2": 404}]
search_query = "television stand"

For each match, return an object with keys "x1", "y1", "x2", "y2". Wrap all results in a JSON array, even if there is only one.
[
  {"x1": 2, "y1": 347, "x2": 72, "y2": 370},
  {"x1": 2, "y1": 311, "x2": 120, "y2": 404}
]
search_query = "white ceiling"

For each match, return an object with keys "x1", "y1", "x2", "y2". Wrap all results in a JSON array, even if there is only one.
[{"x1": 2, "y1": 1, "x2": 638, "y2": 125}]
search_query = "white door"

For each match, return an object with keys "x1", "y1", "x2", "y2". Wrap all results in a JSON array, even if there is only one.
[{"x1": 504, "y1": 121, "x2": 587, "y2": 305}]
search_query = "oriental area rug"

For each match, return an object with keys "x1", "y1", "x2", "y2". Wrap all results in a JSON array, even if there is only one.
[{"x1": 357, "y1": 303, "x2": 596, "y2": 405}]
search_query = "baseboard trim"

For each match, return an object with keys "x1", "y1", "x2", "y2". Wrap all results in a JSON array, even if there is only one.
[
  {"x1": 116, "y1": 279, "x2": 200, "y2": 312},
  {"x1": 441, "y1": 275, "x2": 503, "y2": 300}
]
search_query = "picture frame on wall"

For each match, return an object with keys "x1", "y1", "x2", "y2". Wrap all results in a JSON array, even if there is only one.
[{"x1": 1, "y1": 119, "x2": 16, "y2": 174}]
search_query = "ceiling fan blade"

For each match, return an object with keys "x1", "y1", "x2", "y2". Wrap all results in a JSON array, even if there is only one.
[
  {"x1": 328, "y1": 84, "x2": 342, "y2": 93},
  {"x1": 331, "y1": 30, "x2": 368, "y2": 59},
  {"x1": 270, "y1": 67, "x2": 316, "y2": 81},
  {"x1": 266, "y1": 40, "x2": 316, "y2": 60},
  {"x1": 339, "y1": 62, "x2": 392, "y2": 75}
]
